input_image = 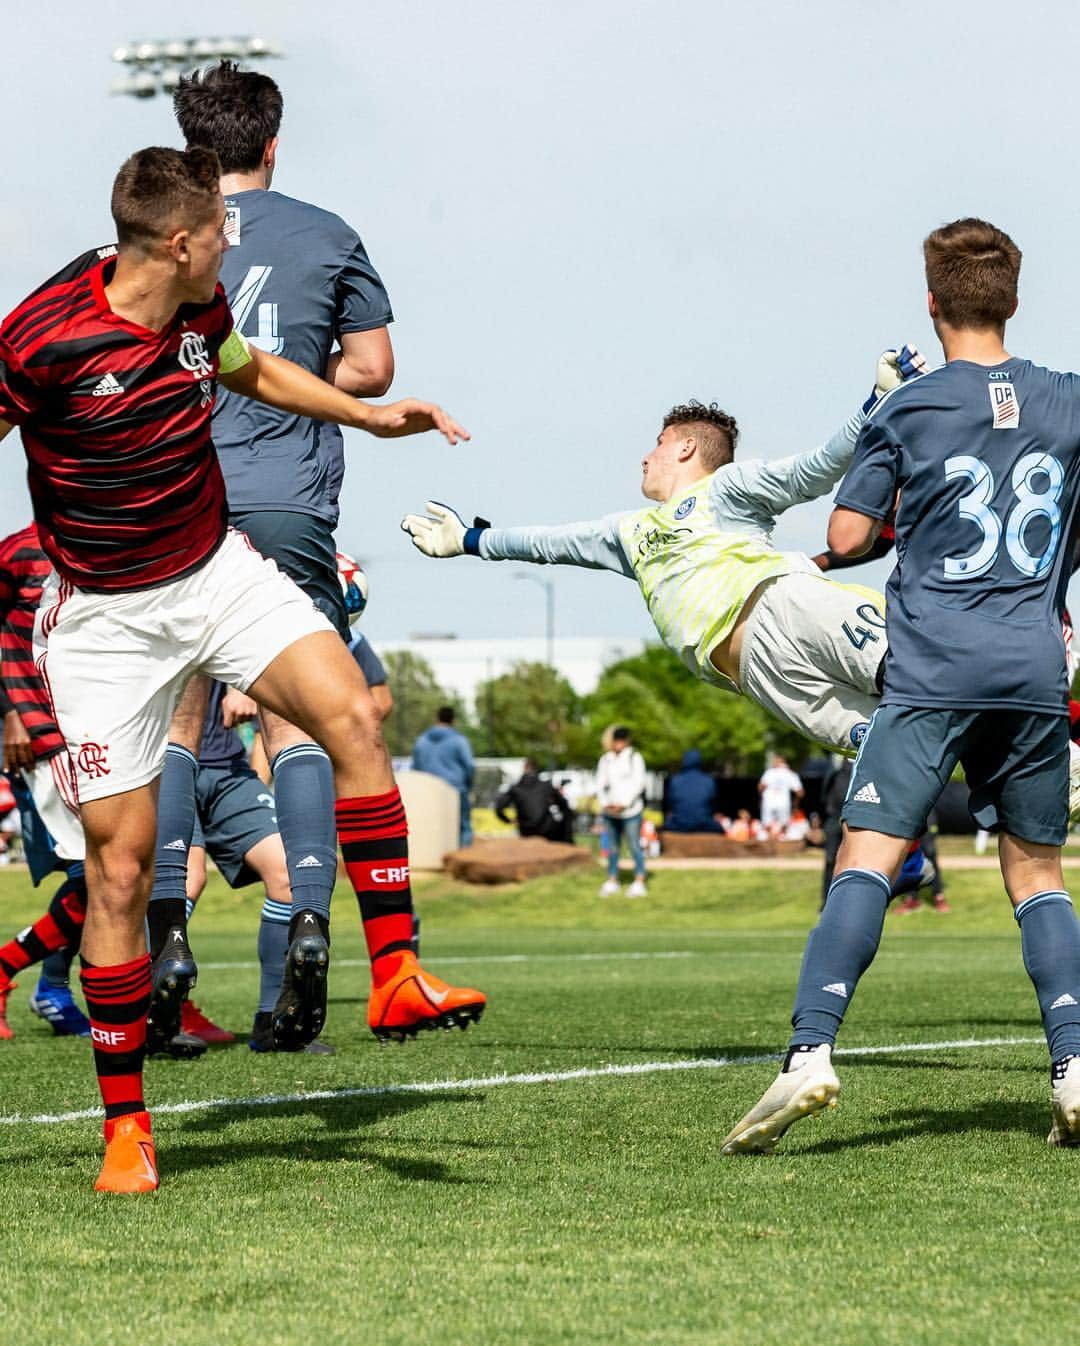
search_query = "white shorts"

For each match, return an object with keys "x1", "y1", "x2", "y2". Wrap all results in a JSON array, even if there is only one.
[
  {"x1": 33, "y1": 529, "x2": 333, "y2": 803},
  {"x1": 739, "y1": 572, "x2": 885, "y2": 755},
  {"x1": 24, "y1": 753, "x2": 85, "y2": 862},
  {"x1": 760, "y1": 796, "x2": 792, "y2": 828}
]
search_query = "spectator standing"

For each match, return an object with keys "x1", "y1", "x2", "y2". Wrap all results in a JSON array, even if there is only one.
[
  {"x1": 412, "y1": 707, "x2": 475, "y2": 846},
  {"x1": 663, "y1": 749, "x2": 725, "y2": 833},
  {"x1": 496, "y1": 759, "x2": 574, "y2": 842},
  {"x1": 758, "y1": 753, "x2": 804, "y2": 832},
  {"x1": 596, "y1": 727, "x2": 648, "y2": 898}
]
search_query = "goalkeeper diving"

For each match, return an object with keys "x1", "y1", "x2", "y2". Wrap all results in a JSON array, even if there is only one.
[{"x1": 402, "y1": 347, "x2": 925, "y2": 754}]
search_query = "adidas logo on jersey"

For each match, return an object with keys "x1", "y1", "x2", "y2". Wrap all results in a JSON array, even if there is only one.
[
  {"x1": 1051, "y1": 993, "x2": 1079, "y2": 1010},
  {"x1": 853, "y1": 781, "x2": 881, "y2": 804},
  {"x1": 91, "y1": 372, "x2": 123, "y2": 397},
  {"x1": 296, "y1": 855, "x2": 323, "y2": 869},
  {"x1": 822, "y1": 982, "x2": 848, "y2": 998}
]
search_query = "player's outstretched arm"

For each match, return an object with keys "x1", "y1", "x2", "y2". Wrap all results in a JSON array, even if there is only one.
[
  {"x1": 717, "y1": 345, "x2": 926, "y2": 521},
  {"x1": 401, "y1": 501, "x2": 635, "y2": 576},
  {"x1": 219, "y1": 343, "x2": 467, "y2": 445}
]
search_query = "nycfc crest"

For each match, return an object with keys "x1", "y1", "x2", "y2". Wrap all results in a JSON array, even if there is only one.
[{"x1": 674, "y1": 496, "x2": 696, "y2": 520}]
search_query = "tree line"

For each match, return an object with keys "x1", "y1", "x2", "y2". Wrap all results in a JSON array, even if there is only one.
[{"x1": 380, "y1": 646, "x2": 813, "y2": 771}]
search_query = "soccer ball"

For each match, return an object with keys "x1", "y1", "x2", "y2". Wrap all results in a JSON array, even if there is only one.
[{"x1": 336, "y1": 549, "x2": 368, "y2": 624}]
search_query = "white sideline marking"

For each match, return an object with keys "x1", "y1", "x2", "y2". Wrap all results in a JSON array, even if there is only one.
[
  {"x1": 0, "y1": 1035, "x2": 1044, "y2": 1128},
  {"x1": 199, "y1": 951, "x2": 698, "y2": 970}
]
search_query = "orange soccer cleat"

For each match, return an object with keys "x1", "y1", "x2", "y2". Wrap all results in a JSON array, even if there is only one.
[
  {"x1": 181, "y1": 1000, "x2": 235, "y2": 1045},
  {"x1": 367, "y1": 952, "x2": 486, "y2": 1043},
  {"x1": 94, "y1": 1111, "x2": 159, "y2": 1194},
  {"x1": 0, "y1": 976, "x2": 15, "y2": 1040}
]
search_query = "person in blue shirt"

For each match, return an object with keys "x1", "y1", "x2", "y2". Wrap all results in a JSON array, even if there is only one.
[
  {"x1": 412, "y1": 708, "x2": 475, "y2": 847},
  {"x1": 663, "y1": 750, "x2": 724, "y2": 834},
  {"x1": 726, "y1": 217, "x2": 1080, "y2": 1155}
]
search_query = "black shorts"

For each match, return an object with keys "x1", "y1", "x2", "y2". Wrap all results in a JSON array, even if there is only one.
[
  {"x1": 192, "y1": 759, "x2": 278, "y2": 888},
  {"x1": 230, "y1": 509, "x2": 348, "y2": 640},
  {"x1": 842, "y1": 704, "x2": 1069, "y2": 847}
]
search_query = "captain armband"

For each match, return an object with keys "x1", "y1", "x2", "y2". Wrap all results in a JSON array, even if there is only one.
[{"x1": 217, "y1": 329, "x2": 253, "y2": 375}]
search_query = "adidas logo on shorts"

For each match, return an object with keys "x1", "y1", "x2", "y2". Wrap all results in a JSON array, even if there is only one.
[
  {"x1": 162, "y1": 838, "x2": 187, "y2": 851},
  {"x1": 822, "y1": 982, "x2": 848, "y2": 998},
  {"x1": 296, "y1": 855, "x2": 323, "y2": 869},
  {"x1": 853, "y1": 781, "x2": 881, "y2": 805},
  {"x1": 1051, "y1": 993, "x2": 1079, "y2": 1010}
]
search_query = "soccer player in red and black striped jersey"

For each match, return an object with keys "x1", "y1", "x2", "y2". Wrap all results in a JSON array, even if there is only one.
[
  {"x1": 0, "y1": 522, "x2": 89, "y2": 1039},
  {"x1": 0, "y1": 146, "x2": 481, "y2": 1193}
]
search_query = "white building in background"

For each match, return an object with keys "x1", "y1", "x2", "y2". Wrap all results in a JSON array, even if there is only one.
[{"x1": 377, "y1": 635, "x2": 647, "y2": 708}]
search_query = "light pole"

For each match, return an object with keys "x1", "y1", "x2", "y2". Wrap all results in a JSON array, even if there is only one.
[
  {"x1": 108, "y1": 36, "x2": 284, "y2": 99},
  {"x1": 514, "y1": 572, "x2": 555, "y2": 669}
]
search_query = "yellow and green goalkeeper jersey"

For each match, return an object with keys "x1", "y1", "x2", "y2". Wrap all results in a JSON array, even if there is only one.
[{"x1": 477, "y1": 409, "x2": 864, "y2": 689}]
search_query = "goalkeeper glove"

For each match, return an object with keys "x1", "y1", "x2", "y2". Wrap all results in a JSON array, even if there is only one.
[
  {"x1": 401, "y1": 502, "x2": 489, "y2": 557},
  {"x1": 862, "y1": 343, "x2": 928, "y2": 413}
]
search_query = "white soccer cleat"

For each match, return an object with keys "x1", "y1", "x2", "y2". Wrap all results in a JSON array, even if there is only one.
[
  {"x1": 1048, "y1": 1055, "x2": 1080, "y2": 1146},
  {"x1": 626, "y1": 878, "x2": 648, "y2": 899},
  {"x1": 722, "y1": 1044, "x2": 840, "y2": 1155},
  {"x1": 598, "y1": 878, "x2": 620, "y2": 897},
  {"x1": 1068, "y1": 741, "x2": 1080, "y2": 826}
]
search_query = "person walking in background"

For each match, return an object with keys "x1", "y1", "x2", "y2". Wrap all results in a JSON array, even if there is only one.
[
  {"x1": 412, "y1": 707, "x2": 475, "y2": 846},
  {"x1": 495, "y1": 759, "x2": 574, "y2": 842},
  {"x1": 758, "y1": 753, "x2": 803, "y2": 833},
  {"x1": 663, "y1": 749, "x2": 725, "y2": 833},
  {"x1": 596, "y1": 727, "x2": 647, "y2": 898}
]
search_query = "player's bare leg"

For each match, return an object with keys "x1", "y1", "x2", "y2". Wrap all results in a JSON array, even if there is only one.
[
  {"x1": 79, "y1": 784, "x2": 160, "y2": 1192},
  {"x1": 248, "y1": 630, "x2": 486, "y2": 1043},
  {"x1": 146, "y1": 674, "x2": 211, "y2": 1057}
]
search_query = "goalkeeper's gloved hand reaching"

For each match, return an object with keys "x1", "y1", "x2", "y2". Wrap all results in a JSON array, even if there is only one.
[
  {"x1": 401, "y1": 502, "x2": 489, "y2": 557},
  {"x1": 863, "y1": 343, "x2": 928, "y2": 413}
]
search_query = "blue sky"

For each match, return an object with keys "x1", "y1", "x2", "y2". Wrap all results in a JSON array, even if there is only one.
[{"x1": 5, "y1": 1, "x2": 1080, "y2": 644}]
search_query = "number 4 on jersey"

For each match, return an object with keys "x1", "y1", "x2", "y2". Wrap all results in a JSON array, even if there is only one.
[{"x1": 230, "y1": 266, "x2": 284, "y2": 356}]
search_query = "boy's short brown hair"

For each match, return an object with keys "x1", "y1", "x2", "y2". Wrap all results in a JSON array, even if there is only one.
[
  {"x1": 923, "y1": 218, "x2": 1021, "y2": 330},
  {"x1": 111, "y1": 146, "x2": 222, "y2": 251},
  {"x1": 662, "y1": 400, "x2": 739, "y2": 471}
]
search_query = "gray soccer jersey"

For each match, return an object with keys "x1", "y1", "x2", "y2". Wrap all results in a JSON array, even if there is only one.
[
  {"x1": 213, "y1": 189, "x2": 393, "y2": 526},
  {"x1": 836, "y1": 358, "x2": 1080, "y2": 712}
]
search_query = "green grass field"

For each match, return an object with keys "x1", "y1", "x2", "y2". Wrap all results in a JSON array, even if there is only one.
[{"x1": 0, "y1": 861, "x2": 1073, "y2": 1346}]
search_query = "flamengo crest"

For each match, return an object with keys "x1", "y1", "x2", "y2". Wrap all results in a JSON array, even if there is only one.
[{"x1": 177, "y1": 330, "x2": 213, "y2": 378}]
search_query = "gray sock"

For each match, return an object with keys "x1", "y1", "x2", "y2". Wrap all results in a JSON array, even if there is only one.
[
  {"x1": 789, "y1": 868, "x2": 890, "y2": 1049},
  {"x1": 257, "y1": 897, "x2": 292, "y2": 1013},
  {"x1": 271, "y1": 744, "x2": 336, "y2": 922},
  {"x1": 1015, "y1": 890, "x2": 1080, "y2": 1062}
]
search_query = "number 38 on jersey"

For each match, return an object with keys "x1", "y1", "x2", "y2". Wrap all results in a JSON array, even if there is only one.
[{"x1": 944, "y1": 452, "x2": 1063, "y2": 581}]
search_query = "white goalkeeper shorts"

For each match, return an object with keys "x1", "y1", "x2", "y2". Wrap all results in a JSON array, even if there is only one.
[
  {"x1": 33, "y1": 528, "x2": 333, "y2": 804},
  {"x1": 738, "y1": 571, "x2": 886, "y2": 754}
]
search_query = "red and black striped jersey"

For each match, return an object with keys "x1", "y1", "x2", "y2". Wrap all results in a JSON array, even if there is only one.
[
  {"x1": 0, "y1": 247, "x2": 233, "y2": 591},
  {"x1": 0, "y1": 522, "x2": 63, "y2": 762}
]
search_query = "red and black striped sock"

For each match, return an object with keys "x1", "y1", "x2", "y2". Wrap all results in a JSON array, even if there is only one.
[
  {"x1": 0, "y1": 872, "x2": 87, "y2": 982},
  {"x1": 335, "y1": 789, "x2": 414, "y2": 983},
  {"x1": 79, "y1": 954, "x2": 151, "y2": 1121}
]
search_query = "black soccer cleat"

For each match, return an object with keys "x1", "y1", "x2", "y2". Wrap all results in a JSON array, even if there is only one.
[
  {"x1": 271, "y1": 910, "x2": 330, "y2": 1052},
  {"x1": 146, "y1": 926, "x2": 198, "y2": 1057}
]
